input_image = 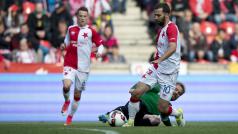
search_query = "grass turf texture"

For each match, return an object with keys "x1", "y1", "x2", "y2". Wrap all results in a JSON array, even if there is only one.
[{"x1": 0, "y1": 122, "x2": 238, "y2": 134}]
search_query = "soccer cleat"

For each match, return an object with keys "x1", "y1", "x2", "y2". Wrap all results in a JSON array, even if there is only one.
[
  {"x1": 98, "y1": 114, "x2": 109, "y2": 123},
  {"x1": 175, "y1": 108, "x2": 186, "y2": 127},
  {"x1": 61, "y1": 100, "x2": 70, "y2": 116},
  {"x1": 64, "y1": 115, "x2": 73, "y2": 126},
  {"x1": 122, "y1": 119, "x2": 134, "y2": 127}
]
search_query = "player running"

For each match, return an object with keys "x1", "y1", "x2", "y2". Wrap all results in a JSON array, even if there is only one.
[
  {"x1": 60, "y1": 7, "x2": 104, "y2": 126},
  {"x1": 123, "y1": 3, "x2": 183, "y2": 127}
]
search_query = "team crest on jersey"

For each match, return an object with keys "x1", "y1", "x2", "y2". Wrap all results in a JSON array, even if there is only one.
[
  {"x1": 71, "y1": 31, "x2": 75, "y2": 35},
  {"x1": 82, "y1": 32, "x2": 88, "y2": 39},
  {"x1": 162, "y1": 31, "x2": 165, "y2": 38}
]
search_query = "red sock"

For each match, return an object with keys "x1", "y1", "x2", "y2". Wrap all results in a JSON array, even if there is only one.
[{"x1": 166, "y1": 106, "x2": 173, "y2": 115}]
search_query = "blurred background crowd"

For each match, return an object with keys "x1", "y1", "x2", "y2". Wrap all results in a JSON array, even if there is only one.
[
  {"x1": 0, "y1": 0, "x2": 126, "y2": 65},
  {"x1": 0, "y1": 0, "x2": 238, "y2": 66}
]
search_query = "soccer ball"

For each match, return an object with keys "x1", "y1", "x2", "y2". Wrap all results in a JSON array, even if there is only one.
[{"x1": 108, "y1": 110, "x2": 127, "y2": 127}]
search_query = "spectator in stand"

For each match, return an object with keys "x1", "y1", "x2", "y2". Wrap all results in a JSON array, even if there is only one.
[
  {"x1": 0, "y1": 8, "x2": 5, "y2": 20},
  {"x1": 0, "y1": 20, "x2": 12, "y2": 61},
  {"x1": 45, "y1": 0, "x2": 57, "y2": 13},
  {"x1": 210, "y1": 29, "x2": 232, "y2": 62},
  {"x1": 189, "y1": 0, "x2": 213, "y2": 22},
  {"x1": 180, "y1": 32, "x2": 188, "y2": 61},
  {"x1": 102, "y1": 25, "x2": 118, "y2": 56},
  {"x1": 27, "y1": 2, "x2": 51, "y2": 42},
  {"x1": 27, "y1": 2, "x2": 51, "y2": 62},
  {"x1": 0, "y1": 0, "x2": 15, "y2": 11},
  {"x1": 11, "y1": 23, "x2": 38, "y2": 51},
  {"x1": 50, "y1": 1, "x2": 73, "y2": 43},
  {"x1": 108, "y1": 45, "x2": 126, "y2": 63},
  {"x1": 13, "y1": 38, "x2": 37, "y2": 63},
  {"x1": 95, "y1": 11, "x2": 113, "y2": 35},
  {"x1": 196, "y1": 49, "x2": 209, "y2": 63},
  {"x1": 69, "y1": 0, "x2": 85, "y2": 16},
  {"x1": 230, "y1": 44, "x2": 238, "y2": 62},
  {"x1": 212, "y1": 0, "x2": 238, "y2": 24},
  {"x1": 230, "y1": 23, "x2": 238, "y2": 50},
  {"x1": 22, "y1": 1, "x2": 35, "y2": 22},
  {"x1": 37, "y1": 32, "x2": 52, "y2": 62},
  {"x1": 188, "y1": 22, "x2": 213, "y2": 62},
  {"x1": 134, "y1": 0, "x2": 154, "y2": 19},
  {"x1": 111, "y1": 0, "x2": 127, "y2": 14},
  {"x1": 171, "y1": 0, "x2": 188, "y2": 30},
  {"x1": 85, "y1": 0, "x2": 111, "y2": 21},
  {"x1": 4, "y1": 4, "x2": 24, "y2": 36},
  {"x1": 44, "y1": 48, "x2": 64, "y2": 64},
  {"x1": 177, "y1": 9, "x2": 193, "y2": 52},
  {"x1": 217, "y1": 48, "x2": 229, "y2": 64},
  {"x1": 51, "y1": 19, "x2": 67, "y2": 49}
]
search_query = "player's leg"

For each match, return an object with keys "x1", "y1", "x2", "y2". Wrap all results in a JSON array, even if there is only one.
[
  {"x1": 158, "y1": 98, "x2": 185, "y2": 126},
  {"x1": 134, "y1": 102, "x2": 159, "y2": 126},
  {"x1": 160, "y1": 114, "x2": 172, "y2": 126},
  {"x1": 61, "y1": 67, "x2": 74, "y2": 115},
  {"x1": 124, "y1": 68, "x2": 157, "y2": 127},
  {"x1": 140, "y1": 115, "x2": 161, "y2": 126},
  {"x1": 64, "y1": 71, "x2": 88, "y2": 126},
  {"x1": 127, "y1": 82, "x2": 150, "y2": 124},
  {"x1": 157, "y1": 73, "x2": 185, "y2": 127},
  {"x1": 65, "y1": 90, "x2": 82, "y2": 126}
]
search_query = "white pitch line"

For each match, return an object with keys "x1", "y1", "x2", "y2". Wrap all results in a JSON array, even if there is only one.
[
  {"x1": 62, "y1": 127, "x2": 120, "y2": 134},
  {"x1": 81, "y1": 128, "x2": 120, "y2": 134}
]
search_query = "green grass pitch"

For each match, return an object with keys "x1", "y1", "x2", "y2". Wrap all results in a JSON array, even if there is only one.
[{"x1": 0, "y1": 122, "x2": 238, "y2": 134}]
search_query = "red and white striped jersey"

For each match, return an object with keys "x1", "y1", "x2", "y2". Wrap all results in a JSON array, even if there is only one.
[
  {"x1": 154, "y1": 21, "x2": 181, "y2": 74},
  {"x1": 64, "y1": 25, "x2": 102, "y2": 72}
]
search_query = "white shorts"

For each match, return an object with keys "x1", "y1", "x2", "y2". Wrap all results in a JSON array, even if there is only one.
[
  {"x1": 63, "y1": 66, "x2": 89, "y2": 91},
  {"x1": 140, "y1": 66, "x2": 178, "y2": 101}
]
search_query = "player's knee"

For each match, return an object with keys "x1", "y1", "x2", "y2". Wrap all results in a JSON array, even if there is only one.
[
  {"x1": 158, "y1": 104, "x2": 168, "y2": 113},
  {"x1": 63, "y1": 82, "x2": 71, "y2": 91},
  {"x1": 74, "y1": 90, "x2": 81, "y2": 101},
  {"x1": 74, "y1": 95, "x2": 80, "y2": 101},
  {"x1": 63, "y1": 87, "x2": 70, "y2": 93},
  {"x1": 131, "y1": 89, "x2": 143, "y2": 98}
]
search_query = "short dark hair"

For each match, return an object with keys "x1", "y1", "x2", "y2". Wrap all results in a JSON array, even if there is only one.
[
  {"x1": 177, "y1": 82, "x2": 185, "y2": 95},
  {"x1": 76, "y1": 6, "x2": 88, "y2": 15},
  {"x1": 154, "y1": 3, "x2": 171, "y2": 14}
]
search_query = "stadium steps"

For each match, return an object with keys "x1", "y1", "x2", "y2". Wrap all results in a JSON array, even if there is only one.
[
  {"x1": 111, "y1": 0, "x2": 154, "y2": 63},
  {"x1": 119, "y1": 46, "x2": 154, "y2": 62}
]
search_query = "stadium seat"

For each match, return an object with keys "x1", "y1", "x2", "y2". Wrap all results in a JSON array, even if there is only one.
[
  {"x1": 23, "y1": 1, "x2": 35, "y2": 15},
  {"x1": 219, "y1": 21, "x2": 235, "y2": 35},
  {"x1": 22, "y1": 1, "x2": 35, "y2": 21},
  {"x1": 200, "y1": 21, "x2": 218, "y2": 44}
]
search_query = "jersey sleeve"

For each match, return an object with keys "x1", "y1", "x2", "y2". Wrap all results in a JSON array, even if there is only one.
[
  {"x1": 64, "y1": 28, "x2": 70, "y2": 46},
  {"x1": 167, "y1": 23, "x2": 178, "y2": 43},
  {"x1": 91, "y1": 28, "x2": 103, "y2": 47},
  {"x1": 0, "y1": 55, "x2": 3, "y2": 62}
]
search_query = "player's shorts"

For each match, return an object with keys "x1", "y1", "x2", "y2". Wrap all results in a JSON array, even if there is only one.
[
  {"x1": 140, "y1": 65, "x2": 178, "y2": 101},
  {"x1": 63, "y1": 66, "x2": 89, "y2": 91}
]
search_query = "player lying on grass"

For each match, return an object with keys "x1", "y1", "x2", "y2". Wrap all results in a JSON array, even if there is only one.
[{"x1": 98, "y1": 82, "x2": 185, "y2": 126}]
